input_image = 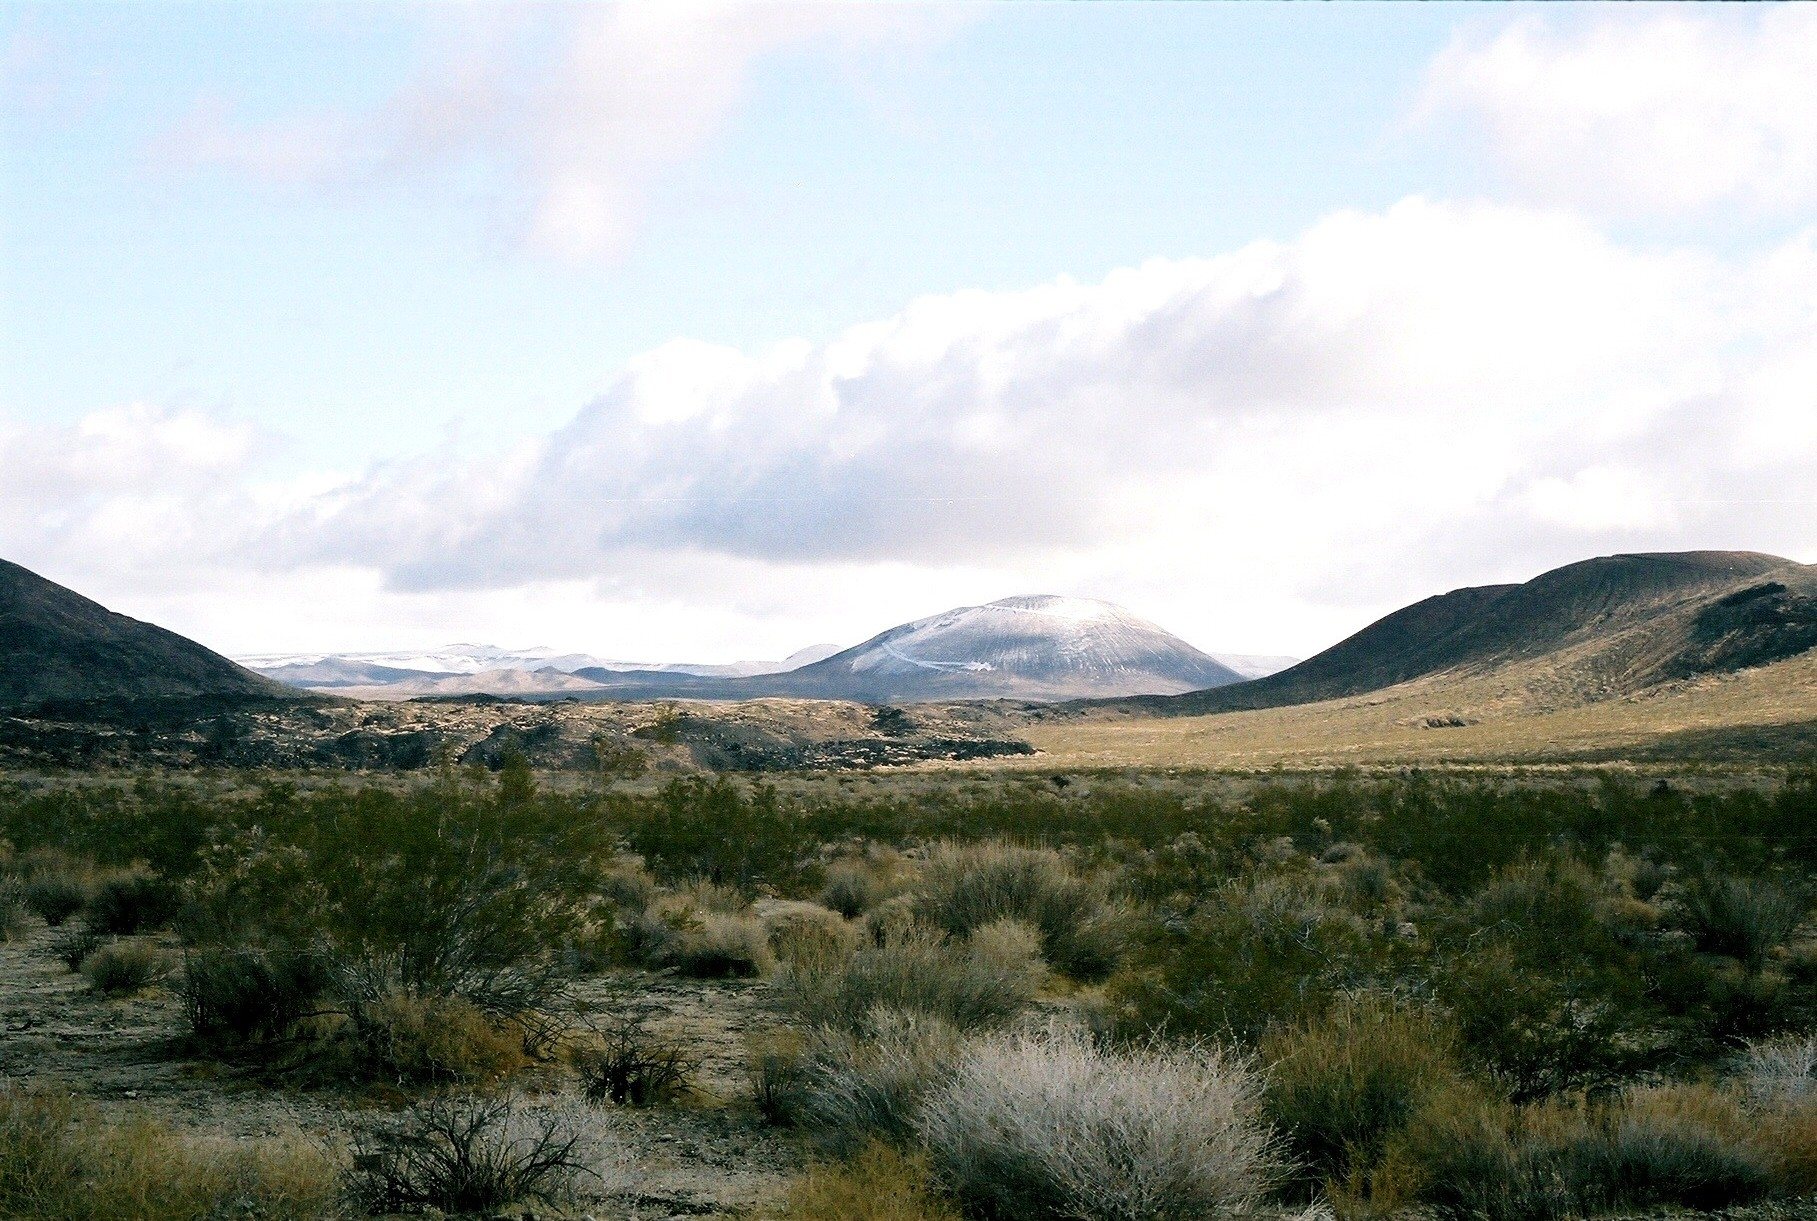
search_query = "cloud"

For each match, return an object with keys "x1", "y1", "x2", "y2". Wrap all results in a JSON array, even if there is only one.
[
  {"x1": 5, "y1": 199, "x2": 1814, "y2": 656},
  {"x1": 1420, "y1": 7, "x2": 1817, "y2": 217},
  {"x1": 284, "y1": 198, "x2": 1816, "y2": 598},
  {"x1": 152, "y1": 2, "x2": 967, "y2": 260}
]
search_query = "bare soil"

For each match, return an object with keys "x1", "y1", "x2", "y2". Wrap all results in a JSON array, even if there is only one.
[{"x1": 0, "y1": 921, "x2": 807, "y2": 1219}]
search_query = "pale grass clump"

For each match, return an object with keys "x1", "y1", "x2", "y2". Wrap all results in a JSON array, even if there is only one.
[
  {"x1": 916, "y1": 1022, "x2": 1277, "y2": 1221},
  {"x1": 82, "y1": 937, "x2": 176, "y2": 996},
  {"x1": 0, "y1": 1086, "x2": 338, "y2": 1221},
  {"x1": 668, "y1": 910, "x2": 775, "y2": 978},
  {"x1": 764, "y1": 900, "x2": 863, "y2": 968},
  {"x1": 790, "y1": 1009, "x2": 966, "y2": 1148},
  {"x1": 1737, "y1": 1032, "x2": 1816, "y2": 1109},
  {"x1": 774, "y1": 921, "x2": 1042, "y2": 1032}
]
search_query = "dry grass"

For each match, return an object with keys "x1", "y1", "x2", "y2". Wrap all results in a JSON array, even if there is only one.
[
  {"x1": 0, "y1": 1086, "x2": 338, "y2": 1221},
  {"x1": 1007, "y1": 649, "x2": 1817, "y2": 770},
  {"x1": 784, "y1": 1142, "x2": 964, "y2": 1221},
  {"x1": 787, "y1": 1010, "x2": 965, "y2": 1148},
  {"x1": 82, "y1": 938, "x2": 175, "y2": 996},
  {"x1": 916, "y1": 1022, "x2": 1276, "y2": 1221},
  {"x1": 773, "y1": 920, "x2": 1043, "y2": 1032}
]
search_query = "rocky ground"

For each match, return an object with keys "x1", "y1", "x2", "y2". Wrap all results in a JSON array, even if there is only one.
[
  {"x1": 0, "y1": 919, "x2": 808, "y2": 1219},
  {"x1": 0, "y1": 694, "x2": 1035, "y2": 774}
]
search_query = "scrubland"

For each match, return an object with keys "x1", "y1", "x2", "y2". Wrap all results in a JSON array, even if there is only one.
[{"x1": 1, "y1": 759, "x2": 1814, "y2": 1218}]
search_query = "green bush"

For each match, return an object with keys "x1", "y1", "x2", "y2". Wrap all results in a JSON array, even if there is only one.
[
  {"x1": 178, "y1": 948, "x2": 331, "y2": 1045},
  {"x1": 1115, "y1": 870, "x2": 1400, "y2": 1043},
  {"x1": 0, "y1": 878, "x2": 28, "y2": 942},
  {"x1": 86, "y1": 868, "x2": 179, "y2": 936},
  {"x1": 912, "y1": 841, "x2": 1130, "y2": 982},
  {"x1": 1389, "y1": 1084, "x2": 1777, "y2": 1220},
  {"x1": 775, "y1": 921, "x2": 1042, "y2": 1033},
  {"x1": 51, "y1": 924, "x2": 103, "y2": 972},
  {"x1": 572, "y1": 1011, "x2": 696, "y2": 1106},
  {"x1": 1680, "y1": 874, "x2": 1803, "y2": 969},
  {"x1": 83, "y1": 938, "x2": 174, "y2": 996},
  {"x1": 1261, "y1": 994, "x2": 1465, "y2": 1197},
  {"x1": 23, "y1": 869, "x2": 90, "y2": 928}
]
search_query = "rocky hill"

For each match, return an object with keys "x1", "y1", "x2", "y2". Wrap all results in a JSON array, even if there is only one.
[{"x1": 0, "y1": 559, "x2": 285, "y2": 710}]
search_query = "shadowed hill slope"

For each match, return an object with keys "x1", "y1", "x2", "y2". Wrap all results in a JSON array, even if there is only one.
[
  {"x1": 1097, "y1": 552, "x2": 1817, "y2": 719},
  {"x1": 0, "y1": 559, "x2": 286, "y2": 709}
]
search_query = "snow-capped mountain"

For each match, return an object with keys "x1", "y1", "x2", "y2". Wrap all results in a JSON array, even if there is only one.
[
  {"x1": 757, "y1": 595, "x2": 1245, "y2": 701},
  {"x1": 242, "y1": 598, "x2": 1247, "y2": 704},
  {"x1": 238, "y1": 642, "x2": 843, "y2": 694}
]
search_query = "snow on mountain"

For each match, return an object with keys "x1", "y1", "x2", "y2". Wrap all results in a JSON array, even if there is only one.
[{"x1": 771, "y1": 595, "x2": 1245, "y2": 701}]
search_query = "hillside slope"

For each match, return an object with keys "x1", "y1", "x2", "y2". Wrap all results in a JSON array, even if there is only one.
[
  {"x1": 1104, "y1": 552, "x2": 1816, "y2": 718},
  {"x1": 0, "y1": 559, "x2": 285, "y2": 709}
]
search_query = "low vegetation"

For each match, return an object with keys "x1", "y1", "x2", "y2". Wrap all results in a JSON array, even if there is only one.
[
  {"x1": 0, "y1": 1086, "x2": 336, "y2": 1221},
  {"x1": 0, "y1": 764, "x2": 1812, "y2": 1216}
]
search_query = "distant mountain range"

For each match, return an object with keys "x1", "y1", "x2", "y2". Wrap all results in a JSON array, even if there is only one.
[
  {"x1": 243, "y1": 595, "x2": 1282, "y2": 703},
  {"x1": 6, "y1": 551, "x2": 1811, "y2": 734},
  {"x1": 236, "y1": 642, "x2": 843, "y2": 690}
]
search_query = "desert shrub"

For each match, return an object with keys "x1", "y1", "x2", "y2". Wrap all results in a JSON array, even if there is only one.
[
  {"x1": 821, "y1": 859, "x2": 885, "y2": 919},
  {"x1": 572, "y1": 1011, "x2": 697, "y2": 1106},
  {"x1": 1116, "y1": 870, "x2": 1400, "y2": 1043},
  {"x1": 184, "y1": 760, "x2": 612, "y2": 1023},
  {"x1": 1262, "y1": 994, "x2": 1466, "y2": 1198},
  {"x1": 1565, "y1": 1086, "x2": 1772, "y2": 1211},
  {"x1": 1389, "y1": 1084, "x2": 1776, "y2": 1220},
  {"x1": 1738, "y1": 1031, "x2": 1816, "y2": 1107},
  {"x1": 179, "y1": 947, "x2": 331, "y2": 1045},
  {"x1": 83, "y1": 937, "x2": 175, "y2": 996},
  {"x1": 912, "y1": 841, "x2": 1130, "y2": 981},
  {"x1": 774, "y1": 921, "x2": 1042, "y2": 1033},
  {"x1": 0, "y1": 877, "x2": 28, "y2": 941},
  {"x1": 85, "y1": 867, "x2": 179, "y2": 935},
  {"x1": 0, "y1": 1085, "x2": 338, "y2": 1221},
  {"x1": 1433, "y1": 852, "x2": 1668, "y2": 1099},
  {"x1": 669, "y1": 911, "x2": 774, "y2": 979},
  {"x1": 344, "y1": 1095, "x2": 587, "y2": 1215},
  {"x1": 916, "y1": 1022, "x2": 1277, "y2": 1221},
  {"x1": 597, "y1": 857, "x2": 658, "y2": 911},
  {"x1": 1680, "y1": 874, "x2": 1803, "y2": 969},
  {"x1": 788, "y1": 1010, "x2": 965, "y2": 1148},
  {"x1": 339, "y1": 991, "x2": 530, "y2": 1085},
  {"x1": 785, "y1": 1141, "x2": 964, "y2": 1221},
  {"x1": 23, "y1": 869, "x2": 89, "y2": 928},
  {"x1": 749, "y1": 1029, "x2": 808, "y2": 1124},
  {"x1": 766, "y1": 900, "x2": 862, "y2": 968},
  {"x1": 1759, "y1": 1102, "x2": 1817, "y2": 1193},
  {"x1": 51, "y1": 924, "x2": 104, "y2": 972}
]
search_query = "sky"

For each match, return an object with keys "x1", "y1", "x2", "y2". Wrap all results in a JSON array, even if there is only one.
[{"x1": 2, "y1": 2, "x2": 1815, "y2": 663}]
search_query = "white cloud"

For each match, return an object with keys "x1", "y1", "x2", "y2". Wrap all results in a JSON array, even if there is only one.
[
  {"x1": 1421, "y1": 8, "x2": 1817, "y2": 217},
  {"x1": 5, "y1": 199, "x2": 1814, "y2": 657},
  {"x1": 153, "y1": 2, "x2": 968, "y2": 261}
]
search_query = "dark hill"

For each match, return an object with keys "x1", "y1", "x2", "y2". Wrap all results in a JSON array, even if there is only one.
[
  {"x1": 0, "y1": 559, "x2": 285, "y2": 710},
  {"x1": 1102, "y1": 551, "x2": 1817, "y2": 718}
]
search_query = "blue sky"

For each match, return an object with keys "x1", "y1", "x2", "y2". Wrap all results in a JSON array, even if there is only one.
[{"x1": 2, "y1": 3, "x2": 1814, "y2": 660}]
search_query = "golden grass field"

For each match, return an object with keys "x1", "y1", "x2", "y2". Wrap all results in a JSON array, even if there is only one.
[{"x1": 1002, "y1": 650, "x2": 1817, "y2": 770}]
